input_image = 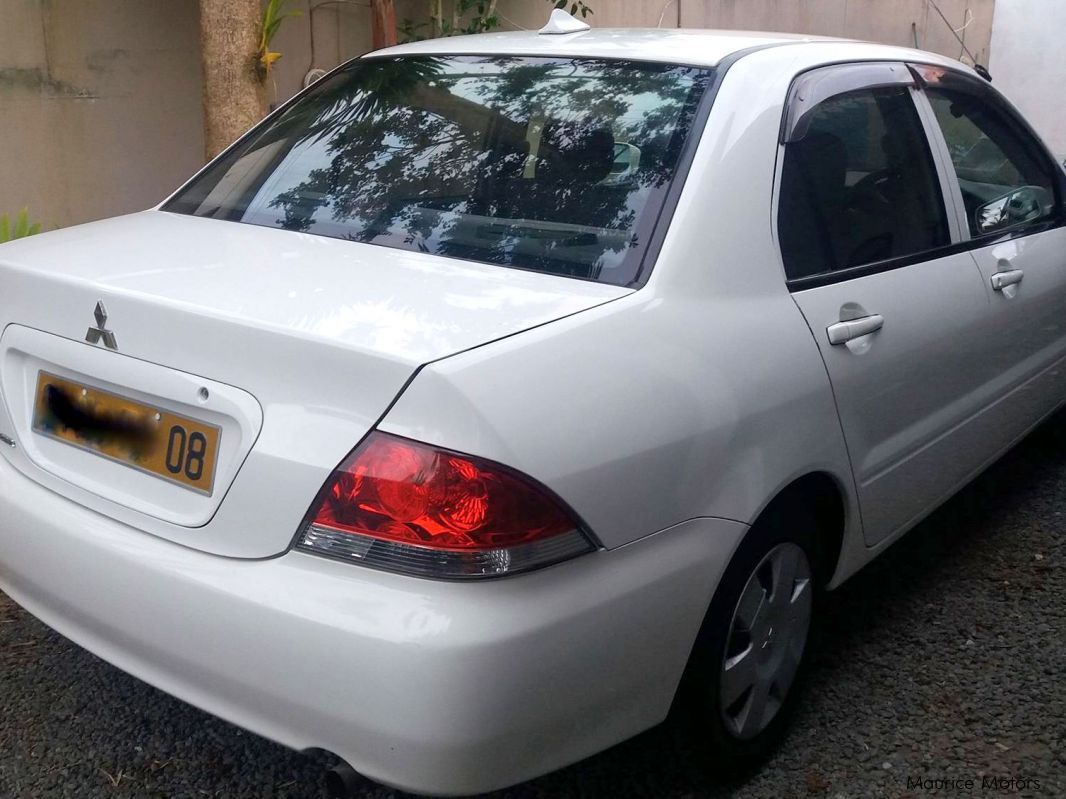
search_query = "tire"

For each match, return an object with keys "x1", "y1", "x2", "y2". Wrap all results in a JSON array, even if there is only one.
[{"x1": 675, "y1": 503, "x2": 820, "y2": 773}]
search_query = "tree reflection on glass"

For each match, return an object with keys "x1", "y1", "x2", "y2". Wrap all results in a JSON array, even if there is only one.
[{"x1": 167, "y1": 56, "x2": 711, "y2": 286}]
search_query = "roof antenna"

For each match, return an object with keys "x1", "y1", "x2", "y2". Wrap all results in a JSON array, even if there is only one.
[
  {"x1": 539, "y1": 8, "x2": 591, "y2": 35},
  {"x1": 926, "y1": 0, "x2": 992, "y2": 80}
]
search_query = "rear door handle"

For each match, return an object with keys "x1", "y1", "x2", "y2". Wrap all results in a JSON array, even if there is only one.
[
  {"x1": 826, "y1": 314, "x2": 884, "y2": 345},
  {"x1": 991, "y1": 269, "x2": 1024, "y2": 291}
]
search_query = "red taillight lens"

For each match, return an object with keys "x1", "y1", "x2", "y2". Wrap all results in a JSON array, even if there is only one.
[{"x1": 296, "y1": 432, "x2": 595, "y2": 578}]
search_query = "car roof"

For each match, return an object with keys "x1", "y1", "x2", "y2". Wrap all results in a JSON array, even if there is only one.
[{"x1": 370, "y1": 27, "x2": 960, "y2": 70}]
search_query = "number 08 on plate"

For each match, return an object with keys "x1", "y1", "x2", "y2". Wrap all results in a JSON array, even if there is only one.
[{"x1": 31, "y1": 371, "x2": 221, "y2": 495}]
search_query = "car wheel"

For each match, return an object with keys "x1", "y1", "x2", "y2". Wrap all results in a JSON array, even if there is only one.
[{"x1": 677, "y1": 505, "x2": 818, "y2": 770}]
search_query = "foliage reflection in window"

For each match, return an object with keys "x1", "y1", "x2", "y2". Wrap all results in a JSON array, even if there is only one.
[{"x1": 166, "y1": 56, "x2": 712, "y2": 285}]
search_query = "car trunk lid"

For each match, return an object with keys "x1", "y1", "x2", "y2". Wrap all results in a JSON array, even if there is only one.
[{"x1": 0, "y1": 210, "x2": 627, "y2": 558}]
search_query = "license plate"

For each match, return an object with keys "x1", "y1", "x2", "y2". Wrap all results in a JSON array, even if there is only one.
[{"x1": 31, "y1": 371, "x2": 221, "y2": 495}]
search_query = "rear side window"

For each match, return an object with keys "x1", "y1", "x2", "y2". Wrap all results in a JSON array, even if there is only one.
[
  {"x1": 164, "y1": 56, "x2": 713, "y2": 286},
  {"x1": 779, "y1": 86, "x2": 950, "y2": 281},
  {"x1": 924, "y1": 86, "x2": 1057, "y2": 237}
]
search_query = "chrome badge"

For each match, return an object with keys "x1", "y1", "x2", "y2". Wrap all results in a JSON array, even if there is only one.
[{"x1": 85, "y1": 300, "x2": 118, "y2": 350}]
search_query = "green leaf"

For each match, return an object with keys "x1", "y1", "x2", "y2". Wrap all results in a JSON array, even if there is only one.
[
  {"x1": 14, "y1": 208, "x2": 29, "y2": 239},
  {"x1": 0, "y1": 208, "x2": 42, "y2": 242},
  {"x1": 259, "y1": 0, "x2": 301, "y2": 71}
]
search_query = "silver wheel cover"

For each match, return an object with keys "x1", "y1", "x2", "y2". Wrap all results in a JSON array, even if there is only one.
[{"x1": 719, "y1": 542, "x2": 813, "y2": 740}]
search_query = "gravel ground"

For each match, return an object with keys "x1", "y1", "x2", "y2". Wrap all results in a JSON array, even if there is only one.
[{"x1": 1, "y1": 418, "x2": 1063, "y2": 799}]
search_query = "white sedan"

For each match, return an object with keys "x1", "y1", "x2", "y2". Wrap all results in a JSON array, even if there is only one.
[{"x1": 2, "y1": 13, "x2": 1065, "y2": 797}]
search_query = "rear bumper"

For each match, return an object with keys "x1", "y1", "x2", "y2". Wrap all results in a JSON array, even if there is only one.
[{"x1": 0, "y1": 455, "x2": 746, "y2": 795}]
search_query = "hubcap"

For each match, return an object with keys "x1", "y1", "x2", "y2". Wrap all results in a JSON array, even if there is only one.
[{"x1": 719, "y1": 542, "x2": 812, "y2": 740}]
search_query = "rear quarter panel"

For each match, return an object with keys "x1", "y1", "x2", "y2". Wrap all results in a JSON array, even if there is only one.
[{"x1": 380, "y1": 46, "x2": 866, "y2": 578}]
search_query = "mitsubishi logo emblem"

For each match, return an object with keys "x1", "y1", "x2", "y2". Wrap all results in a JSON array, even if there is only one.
[{"x1": 85, "y1": 300, "x2": 118, "y2": 350}]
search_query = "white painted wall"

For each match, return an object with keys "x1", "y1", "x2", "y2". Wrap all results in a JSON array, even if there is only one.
[{"x1": 990, "y1": 0, "x2": 1066, "y2": 159}]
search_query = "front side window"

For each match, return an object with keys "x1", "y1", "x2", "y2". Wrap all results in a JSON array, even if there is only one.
[
  {"x1": 779, "y1": 85, "x2": 950, "y2": 281},
  {"x1": 922, "y1": 77, "x2": 1058, "y2": 237},
  {"x1": 164, "y1": 56, "x2": 713, "y2": 286}
]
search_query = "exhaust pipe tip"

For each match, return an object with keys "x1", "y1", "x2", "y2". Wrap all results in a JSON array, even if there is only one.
[{"x1": 325, "y1": 760, "x2": 363, "y2": 798}]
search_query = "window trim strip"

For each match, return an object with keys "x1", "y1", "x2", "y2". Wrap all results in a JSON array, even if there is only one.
[
  {"x1": 786, "y1": 217, "x2": 1066, "y2": 292},
  {"x1": 910, "y1": 83, "x2": 969, "y2": 245}
]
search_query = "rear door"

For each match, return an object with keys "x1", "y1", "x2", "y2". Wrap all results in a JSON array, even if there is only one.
[
  {"x1": 914, "y1": 65, "x2": 1066, "y2": 429},
  {"x1": 778, "y1": 63, "x2": 993, "y2": 545}
]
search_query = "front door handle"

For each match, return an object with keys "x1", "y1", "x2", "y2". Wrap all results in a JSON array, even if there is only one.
[
  {"x1": 826, "y1": 314, "x2": 884, "y2": 345},
  {"x1": 991, "y1": 269, "x2": 1024, "y2": 291}
]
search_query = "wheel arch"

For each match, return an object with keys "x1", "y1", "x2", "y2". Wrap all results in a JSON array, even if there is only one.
[
  {"x1": 668, "y1": 469, "x2": 851, "y2": 746},
  {"x1": 749, "y1": 470, "x2": 850, "y2": 588}
]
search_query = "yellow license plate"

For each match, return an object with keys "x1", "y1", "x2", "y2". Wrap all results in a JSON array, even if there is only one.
[{"x1": 31, "y1": 372, "x2": 221, "y2": 495}]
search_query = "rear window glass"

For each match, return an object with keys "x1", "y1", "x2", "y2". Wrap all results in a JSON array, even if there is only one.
[{"x1": 164, "y1": 56, "x2": 713, "y2": 286}]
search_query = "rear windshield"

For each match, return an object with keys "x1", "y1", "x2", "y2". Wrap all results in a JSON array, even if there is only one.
[{"x1": 164, "y1": 55, "x2": 713, "y2": 286}]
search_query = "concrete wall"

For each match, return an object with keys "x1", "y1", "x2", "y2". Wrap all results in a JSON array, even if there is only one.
[
  {"x1": 421, "y1": 0, "x2": 994, "y2": 60},
  {"x1": 267, "y1": 0, "x2": 374, "y2": 112},
  {"x1": 0, "y1": 0, "x2": 204, "y2": 231},
  {"x1": 0, "y1": 0, "x2": 1004, "y2": 232},
  {"x1": 679, "y1": 0, "x2": 994, "y2": 63},
  {"x1": 989, "y1": 0, "x2": 1066, "y2": 159},
  {"x1": 272, "y1": 0, "x2": 997, "y2": 109}
]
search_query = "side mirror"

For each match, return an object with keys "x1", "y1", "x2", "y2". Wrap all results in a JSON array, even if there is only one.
[{"x1": 975, "y1": 185, "x2": 1051, "y2": 235}]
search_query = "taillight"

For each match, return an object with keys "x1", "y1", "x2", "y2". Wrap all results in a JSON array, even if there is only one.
[{"x1": 295, "y1": 432, "x2": 595, "y2": 578}]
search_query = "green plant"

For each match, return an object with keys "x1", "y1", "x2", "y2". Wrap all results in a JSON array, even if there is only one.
[
  {"x1": 0, "y1": 209, "x2": 41, "y2": 244},
  {"x1": 403, "y1": 0, "x2": 592, "y2": 41},
  {"x1": 550, "y1": 1, "x2": 593, "y2": 19},
  {"x1": 258, "y1": 0, "x2": 302, "y2": 78}
]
